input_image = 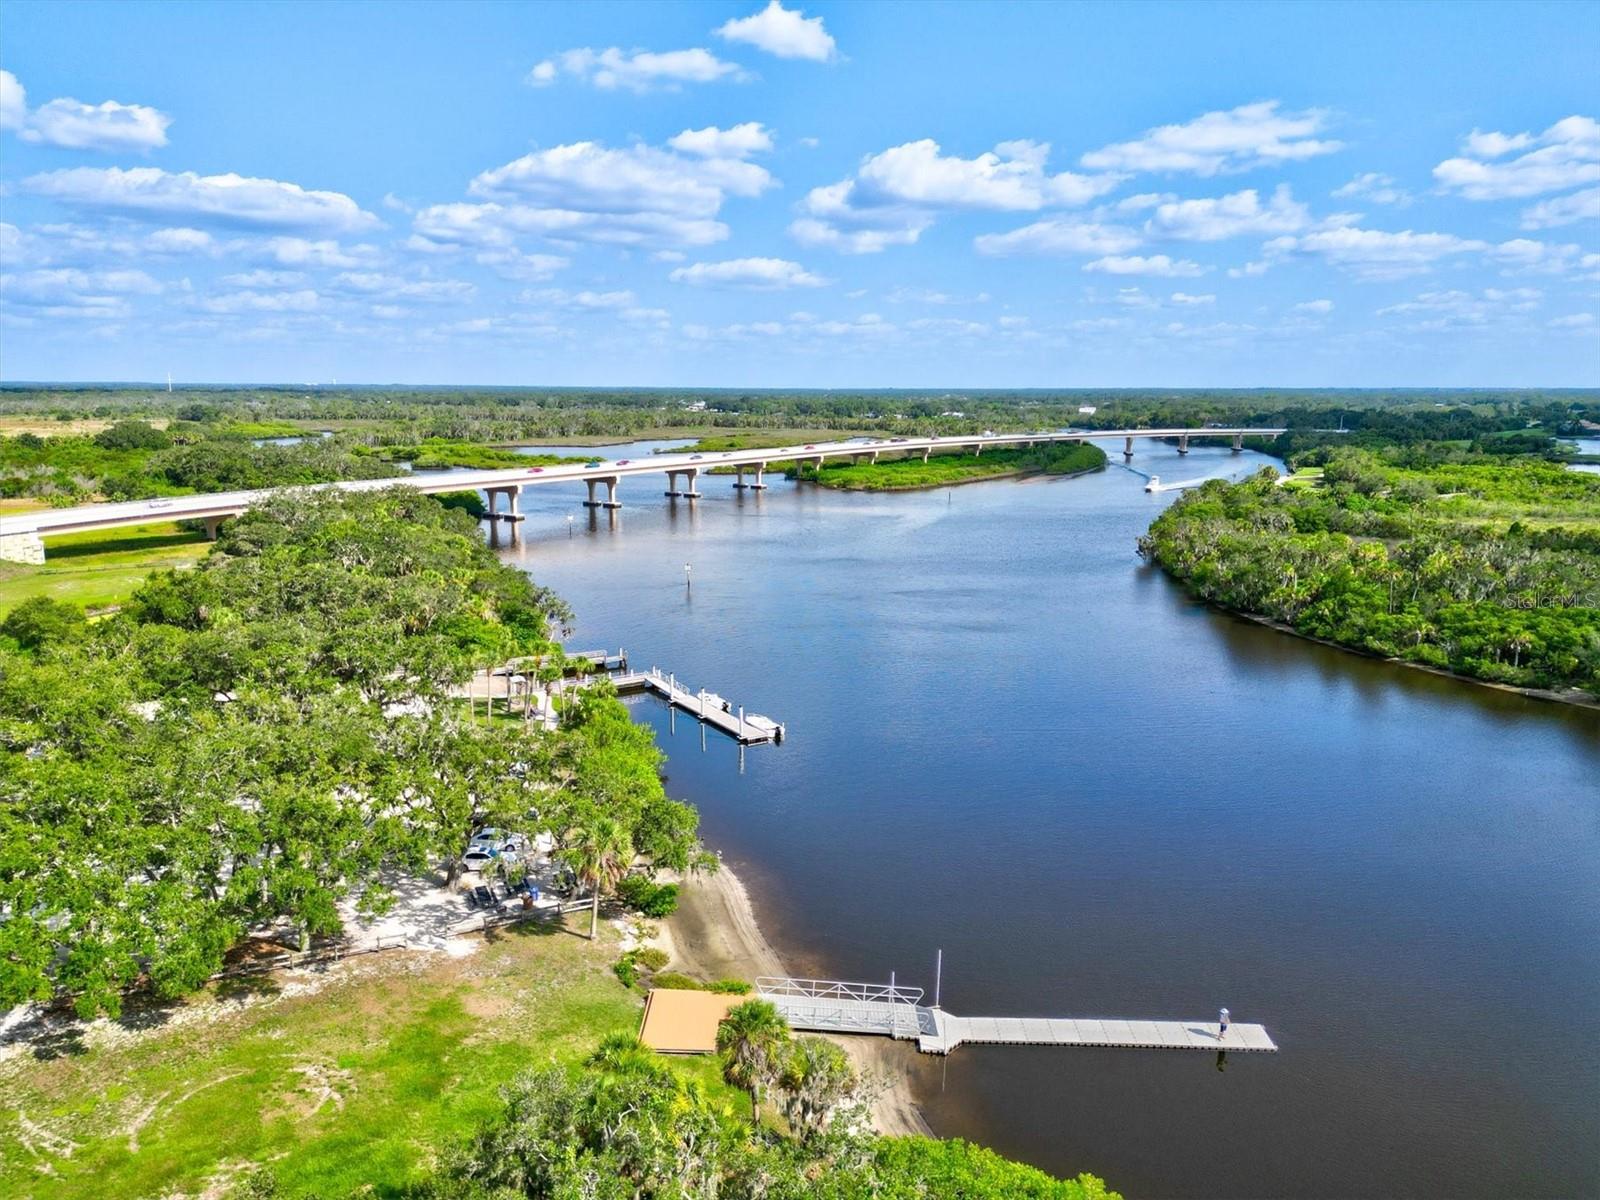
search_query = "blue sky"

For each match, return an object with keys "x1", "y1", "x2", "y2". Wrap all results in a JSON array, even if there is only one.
[{"x1": 1, "y1": 0, "x2": 1596, "y2": 386}]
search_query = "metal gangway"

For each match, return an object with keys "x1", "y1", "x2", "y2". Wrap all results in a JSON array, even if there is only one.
[
  {"x1": 755, "y1": 976, "x2": 936, "y2": 1042},
  {"x1": 755, "y1": 975, "x2": 1278, "y2": 1056}
]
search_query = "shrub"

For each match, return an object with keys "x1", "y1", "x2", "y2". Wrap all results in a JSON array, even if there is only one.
[
  {"x1": 616, "y1": 875, "x2": 680, "y2": 917},
  {"x1": 649, "y1": 972, "x2": 703, "y2": 991},
  {"x1": 1, "y1": 596, "x2": 88, "y2": 651},
  {"x1": 612, "y1": 956, "x2": 639, "y2": 989},
  {"x1": 707, "y1": 979, "x2": 753, "y2": 994},
  {"x1": 634, "y1": 947, "x2": 669, "y2": 972}
]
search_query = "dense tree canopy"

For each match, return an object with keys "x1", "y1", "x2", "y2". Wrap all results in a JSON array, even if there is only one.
[
  {"x1": 409, "y1": 1034, "x2": 1119, "y2": 1200},
  {"x1": 0, "y1": 489, "x2": 701, "y2": 1017},
  {"x1": 1141, "y1": 453, "x2": 1600, "y2": 697}
]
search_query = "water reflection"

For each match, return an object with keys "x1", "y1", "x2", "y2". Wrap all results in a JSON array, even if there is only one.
[{"x1": 492, "y1": 444, "x2": 1599, "y2": 1199}]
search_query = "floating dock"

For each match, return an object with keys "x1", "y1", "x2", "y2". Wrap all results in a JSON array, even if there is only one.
[
  {"x1": 755, "y1": 977, "x2": 1276, "y2": 1056},
  {"x1": 615, "y1": 668, "x2": 785, "y2": 744}
]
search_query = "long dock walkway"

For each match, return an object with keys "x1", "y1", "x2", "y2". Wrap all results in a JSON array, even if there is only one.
[
  {"x1": 755, "y1": 977, "x2": 1276, "y2": 1056},
  {"x1": 615, "y1": 668, "x2": 785, "y2": 744}
]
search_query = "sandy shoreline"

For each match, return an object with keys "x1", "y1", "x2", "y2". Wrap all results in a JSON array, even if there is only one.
[{"x1": 655, "y1": 861, "x2": 932, "y2": 1137}]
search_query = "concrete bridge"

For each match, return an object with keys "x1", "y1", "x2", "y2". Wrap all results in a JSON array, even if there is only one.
[{"x1": 0, "y1": 427, "x2": 1283, "y2": 562}]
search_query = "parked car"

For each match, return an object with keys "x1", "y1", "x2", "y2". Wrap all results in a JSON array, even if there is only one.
[{"x1": 462, "y1": 846, "x2": 496, "y2": 873}]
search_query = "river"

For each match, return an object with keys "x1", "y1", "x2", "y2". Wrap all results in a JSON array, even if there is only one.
[{"x1": 491, "y1": 441, "x2": 1599, "y2": 1199}]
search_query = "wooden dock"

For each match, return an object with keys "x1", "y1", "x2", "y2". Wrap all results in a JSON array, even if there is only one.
[
  {"x1": 755, "y1": 977, "x2": 1276, "y2": 1056},
  {"x1": 920, "y1": 1010, "x2": 1277, "y2": 1054},
  {"x1": 614, "y1": 668, "x2": 785, "y2": 744}
]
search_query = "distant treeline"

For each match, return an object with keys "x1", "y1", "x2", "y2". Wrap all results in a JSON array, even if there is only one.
[{"x1": 2, "y1": 386, "x2": 1592, "y2": 452}]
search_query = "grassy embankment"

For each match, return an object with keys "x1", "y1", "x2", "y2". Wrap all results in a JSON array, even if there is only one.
[
  {"x1": 789, "y1": 441, "x2": 1107, "y2": 491},
  {"x1": 0, "y1": 921, "x2": 734, "y2": 1196},
  {"x1": 0, "y1": 521, "x2": 211, "y2": 617}
]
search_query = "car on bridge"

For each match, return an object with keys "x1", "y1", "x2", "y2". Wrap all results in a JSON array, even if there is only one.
[
  {"x1": 616, "y1": 459, "x2": 631, "y2": 465},
  {"x1": 526, "y1": 467, "x2": 544, "y2": 474},
  {"x1": 584, "y1": 460, "x2": 602, "y2": 468}
]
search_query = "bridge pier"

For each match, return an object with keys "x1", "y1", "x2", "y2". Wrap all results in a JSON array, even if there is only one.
[
  {"x1": 733, "y1": 462, "x2": 767, "y2": 490},
  {"x1": 1232, "y1": 433, "x2": 1244, "y2": 453},
  {"x1": 203, "y1": 516, "x2": 224, "y2": 540},
  {"x1": 0, "y1": 532, "x2": 45, "y2": 564},
  {"x1": 922, "y1": 447, "x2": 931, "y2": 463},
  {"x1": 485, "y1": 486, "x2": 523, "y2": 522},
  {"x1": 1124, "y1": 436, "x2": 1135, "y2": 459},
  {"x1": 665, "y1": 467, "x2": 701, "y2": 499},
  {"x1": 584, "y1": 476, "x2": 622, "y2": 509},
  {"x1": 1178, "y1": 435, "x2": 1190, "y2": 455}
]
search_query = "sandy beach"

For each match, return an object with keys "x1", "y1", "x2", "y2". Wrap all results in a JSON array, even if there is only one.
[{"x1": 655, "y1": 861, "x2": 932, "y2": 1138}]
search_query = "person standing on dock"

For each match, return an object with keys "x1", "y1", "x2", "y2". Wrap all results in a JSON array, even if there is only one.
[{"x1": 1218, "y1": 1007, "x2": 1230, "y2": 1039}]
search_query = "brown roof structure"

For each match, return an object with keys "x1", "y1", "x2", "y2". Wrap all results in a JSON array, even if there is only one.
[{"x1": 638, "y1": 988, "x2": 742, "y2": 1054}]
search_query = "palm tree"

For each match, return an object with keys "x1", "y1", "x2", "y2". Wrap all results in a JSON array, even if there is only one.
[
  {"x1": 777, "y1": 1036, "x2": 856, "y2": 1141},
  {"x1": 561, "y1": 816, "x2": 633, "y2": 939},
  {"x1": 587, "y1": 1031, "x2": 663, "y2": 1082},
  {"x1": 716, "y1": 999, "x2": 791, "y2": 1122}
]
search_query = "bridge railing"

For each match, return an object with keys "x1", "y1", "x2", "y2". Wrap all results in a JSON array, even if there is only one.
[{"x1": 755, "y1": 976, "x2": 925, "y2": 1006}]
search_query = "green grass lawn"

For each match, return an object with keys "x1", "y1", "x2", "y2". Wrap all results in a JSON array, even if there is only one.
[
  {"x1": 0, "y1": 523, "x2": 211, "y2": 617},
  {"x1": 0, "y1": 920, "x2": 724, "y2": 1197}
]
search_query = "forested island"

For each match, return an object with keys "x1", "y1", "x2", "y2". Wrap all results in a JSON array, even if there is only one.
[
  {"x1": 786, "y1": 440, "x2": 1107, "y2": 491},
  {"x1": 1141, "y1": 453, "x2": 1600, "y2": 700}
]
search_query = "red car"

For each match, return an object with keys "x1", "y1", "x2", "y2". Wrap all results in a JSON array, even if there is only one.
[
  {"x1": 616, "y1": 459, "x2": 631, "y2": 465},
  {"x1": 804, "y1": 444, "x2": 816, "y2": 449},
  {"x1": 526, "y1": 467, "x2": 545, "y2": 474}
]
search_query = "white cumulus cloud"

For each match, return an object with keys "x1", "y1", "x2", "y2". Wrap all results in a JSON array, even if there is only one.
[
  {"x1": 1084, "y1": 254, "x2": 1207, "y2": 277},
  {"x1": 1433, "y1": 116, "x2": 1600, "y2": 199},
  {"x1": 1519, "y1": 186, "x2": 1600, "y2": 229},
  {"x1": 21, "y1": 98, "x2": 172, "y2": 152},
  {"x1": 1, "y1": 71, "x2": 171, "y2": 152},
  {"x1": 669, "y1": 257, "x2": 827, "y2": 289},
  {"x1": 1081, "y1": 101, "x2": 1341, "y2": 176},
  {"x1": 1265, "y1": 226, "x2": 1487, "y2": 280},
  {"x1": 528, "y1": 47, "x2": 747, "y2": 92},
  {"x1": 716, "y1": 0, "x2": 837, "y2": 61},
  {"x1": 668, "y1": 122, "x2": 774, "y2": 159},
  {"x1": 796, "y1": 139, "x2": 1121, "y2": 254},
  {"x1": 24, "y1": 167, "x2": 379, "y2": 234},
  {"x1": 1333, "y1": 172, "x2": 1410, "y2": 205},
  {"x1": 0, "y1": 71, "x2": 26, "y2": 132},
  {"x1": 974, "y1": 219, "x2": 1141, "y2": 258},
  {"x1": 1143, "y1": 185, "x2": 1310, "y2": 240},
  {"x1": 417, "y1": 136, "x2": 777, "y2": 254}
]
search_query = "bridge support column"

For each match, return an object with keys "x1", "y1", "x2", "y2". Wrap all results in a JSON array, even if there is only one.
[
  {"x1": 733, "y1": 462, "x2": 767, "y2": 490},
  {"x1": 679, "y1": 467, "x2": 700, "y2": 498},
  {"x1": 922, "y1": 447, "x2": 931, "y2": 463},
  {"x1": 582, "y1": 480, "x2": 617, "y2": 508},
  {"x1": 1232, "y1": 433, "x2": 1244, "y2": 453},
  {"x1": 486, "y1": 487, "x2": 522, "y2": 521},
  {"x1": 203, "y1": 516, "x2": 223, "y2": 540},
  {"x1": 0, "y1": 532, "x2": 45, "y2": 565},
  {"x1": 1178, "y1": 435, "x2": 1190, "y2": 455},
  {"x1": 1124, "y1": 436, "x2": 1135, "y2": 459}
]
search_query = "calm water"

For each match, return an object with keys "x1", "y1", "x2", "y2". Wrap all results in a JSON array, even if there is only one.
[{"x1": 491, "y1": 446, "x2": 1600, "y2": 1199}]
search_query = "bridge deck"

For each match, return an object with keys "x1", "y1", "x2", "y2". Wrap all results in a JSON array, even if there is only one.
[{"x1": 765, "y1": 993, "x2": 1276, "y2": 1056}]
